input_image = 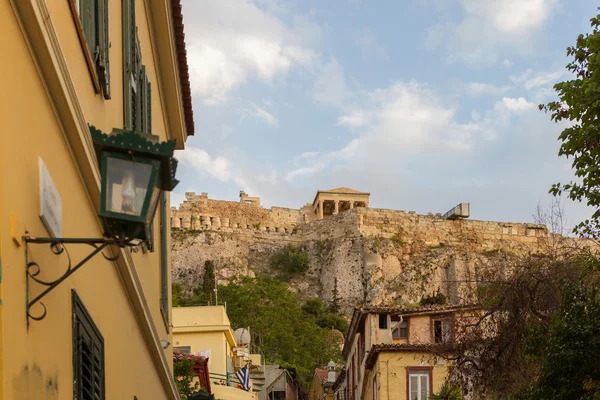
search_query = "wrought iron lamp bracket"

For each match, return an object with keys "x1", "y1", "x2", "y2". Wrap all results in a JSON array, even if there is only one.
[{"x1": 24, "y1": 236, "x2": 132, "y2": 327}]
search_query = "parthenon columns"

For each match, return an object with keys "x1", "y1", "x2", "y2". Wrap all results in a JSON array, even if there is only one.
[{"x1": 333, "y1": 200, "x2": 339, "y2": 215}]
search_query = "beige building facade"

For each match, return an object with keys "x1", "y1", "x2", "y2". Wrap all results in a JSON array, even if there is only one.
[
  {"x1": 0, "y1": 0, "x2": 193, "y2": 398},
  {"x1": 333, "y1": 305, "x2": 480, "y2": 400}
]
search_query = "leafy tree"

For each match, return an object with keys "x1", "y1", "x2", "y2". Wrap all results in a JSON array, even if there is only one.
[
  {"x1": 431, "y1": 382, "x2": 463, "y2": 400},
  {"x1": 200, "y1": 260, "x2": 216, "y2": 302},
  {"x1": 270, "y1": 245, "x2": 309, "y2": 277},
  {"x1": 329, "y1": 277, "x2": 341, "y2": 314},
  {"x1": 174, "y1": 356, "x2": 200, "y2": 399},
  {"x1": 515, "y1": 258, "x2": 600, "y2": 399},
  {"x1": 419, "y1": 288, "x2": 447, "y2": 306},
  {"x1": 302, "y1": 297, "x2": 349, "y2": 333},
  {"x1": 216, "y1": 276, "x2": 341, "y2": 387},
  {"x1": 541, "y1": 10, "x2": 600, "y2": 237}
]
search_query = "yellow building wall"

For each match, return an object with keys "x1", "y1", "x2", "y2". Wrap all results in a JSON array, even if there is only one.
[
  {"x1": 363, "y1": 352, "x2": 448, "y2": 400},
  {"x1": 173, "y1": 306, "x2": 237, "y2": 378},
  {"x1": 308, "y1": 373, "x2": 334, "y2": 400},
  {"x1": 0, "y1": 0, "x2": 179, "y2": 398},
  {"x1": 174, "y1": 331, "x2": 229, "y2": 377}
]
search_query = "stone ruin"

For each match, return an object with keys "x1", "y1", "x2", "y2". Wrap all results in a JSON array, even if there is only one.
[{"x1": 170, "y1": 187, "x2": 373, "y2": 234}]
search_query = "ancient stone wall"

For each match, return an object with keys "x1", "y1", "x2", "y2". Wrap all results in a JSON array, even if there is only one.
[
  {"x1": 171, "y1": 193, "x2": 304, "y2": 232},
  {"x1": 171, "y1": 200, "x2": 590, "y2": 315}
]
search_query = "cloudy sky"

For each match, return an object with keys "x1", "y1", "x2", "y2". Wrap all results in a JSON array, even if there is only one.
[{"x1": 173, "y1": 0, "x2": 596, "y2": 225}]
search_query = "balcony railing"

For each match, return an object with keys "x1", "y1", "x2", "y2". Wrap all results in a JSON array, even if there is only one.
[{"x1": 209, "y1": 372, "x2": 245, "y2": 389}]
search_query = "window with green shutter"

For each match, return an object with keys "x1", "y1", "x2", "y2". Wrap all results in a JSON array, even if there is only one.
[
  {"x1": 72, "y1": 290, "x2": 105, "y2": 400},
  {"x1": 123, "y1": 0, "x2": 152, "y2": 135},
  {"x1": 159, "y1": 192, "x2": 169, "y2": 326},
  {"x1": 70, "y1": 0, "x2": 111, "y2": 99}
]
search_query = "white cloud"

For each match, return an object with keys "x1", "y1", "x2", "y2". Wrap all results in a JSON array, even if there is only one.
[
  {"x1": 287, "y1": 83, "x2": 546, "y2": 183},
  {"x1": 313, "y1": 57, "x2": 352, "y2": 107},
  {"x1": 176, "y1": 147, "x2": 232, "y2": 182},
  {"x1": 466, "y1": 82, "x2": 511, "y2": 97},
  {"x1": 510, "y1": 68, "x2": 565, "y2": 102},
  {"x1": 182, "y1": 0, "x2": 319, "y2": 104},
  {"x1": 503, "y1": 59, "x2": 514, "y2": 68},
  {"x1": 354, "y1": 28, "x2": 389, "y2": 61},
  {"x1": 425, "y1": 0, "x2": 559, "y2": 67},
  {"x1": 240, "y1": 103, "x2": 279, "y2": 126},
  {"x1": 500, "y1": 97, "x2": 537, "y2": 112}
]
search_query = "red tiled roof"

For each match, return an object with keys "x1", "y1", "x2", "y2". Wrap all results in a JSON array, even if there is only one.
[
  {"x1": 365, "y1": 344, "x2": 436, "y2": 369},
  {"x1": 315, "y1": 368, "x2": 328, "y2": 382},
  {"x1": 171, "y1": 0, "x2": 195, "y2": 136}
]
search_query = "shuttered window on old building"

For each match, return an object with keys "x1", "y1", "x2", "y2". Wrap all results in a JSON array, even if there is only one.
[
  {"x1": 123, "y1": 0, "x2": 151, "y2": 134},
  {"x1": 72, "y1": 0, "x2": 111, "y2": 99},
  {"x1": 73, "y1": 290, "x2": 105, "y2": 400}
]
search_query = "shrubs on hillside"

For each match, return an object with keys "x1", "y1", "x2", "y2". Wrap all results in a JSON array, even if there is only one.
[{"x1": 270, "y1": 245, "x2": 309, "y2": 277}]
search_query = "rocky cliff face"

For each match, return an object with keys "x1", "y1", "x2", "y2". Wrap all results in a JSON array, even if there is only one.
[{"x1": 171, "y1": 207, "x2": 581, "y2": 315}]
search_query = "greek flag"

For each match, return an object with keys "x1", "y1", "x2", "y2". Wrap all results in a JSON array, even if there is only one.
[{"x1": 236, "y1": 364, "x2": 250, "y2": 391}]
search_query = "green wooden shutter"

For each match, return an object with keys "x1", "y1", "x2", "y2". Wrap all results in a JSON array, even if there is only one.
[
  {"x1": 159, "y1": 193, "x2": 168, "y2": 324},
  {"x1": 97, "y1": 0, "x2": 110, "y2": 99},
  {"x1": 80, "y1": 0, "x2": 97, "y2": 59},
  {"x1": 147, "y1": 79, "x2": 152, "y2": 135},
  {"x1": 139, "y1": 65, "x2": 147, "y2": 133},
  {"x1": 122, "y1": 0, "x2": 135, "y2": 130},
  {"x1": 139, "y1": 66, "x2": 152, "y2": 135}
]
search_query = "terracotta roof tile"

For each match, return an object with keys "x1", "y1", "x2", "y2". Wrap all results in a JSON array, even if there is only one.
[
  {"x1": 171, "y1": 0, "x2": 195, "y2": 136},
  {"x1": 315, "y1": 368, "x2": 328, "y2": 382},
  {"x1": 365, "y1": 344, "x2": 436, "y2": 369}
]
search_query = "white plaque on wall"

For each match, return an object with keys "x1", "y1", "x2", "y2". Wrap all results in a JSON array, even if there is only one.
[{"x1": 39, "y1": 157, "x2": 63, "y2": 238}]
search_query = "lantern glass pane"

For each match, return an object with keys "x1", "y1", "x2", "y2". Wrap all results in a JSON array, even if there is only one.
[
  {"x1": 146, "y1": 185, "x2": 161, "y2": 225},
  {"x1": 105, "y1": 156, "x2": 153, "y2": 217}
]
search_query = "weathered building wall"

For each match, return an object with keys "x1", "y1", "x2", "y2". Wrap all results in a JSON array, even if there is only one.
[{"x1": 172, "y1": 201, "x2": 589, "y2": 314}]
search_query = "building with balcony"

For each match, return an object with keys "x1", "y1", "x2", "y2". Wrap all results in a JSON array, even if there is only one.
[
  {"x1": 332, "y1": 305, "x2": 480, "y2": 400},
  {"x1": 173, "y1": 306, "x2": 255, "y2": 400},
  {"x1": 0, "y1": 0, "x2": 193, "y2": 398}
]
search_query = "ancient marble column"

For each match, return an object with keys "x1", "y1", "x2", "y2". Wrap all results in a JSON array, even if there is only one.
[
  {"x1": 182, "y1": 216, "x2": 191, "y2": 229},
  {"x1": 222, "y1": 217, "x2": 230, "y2": 227},
  {"x1": 212, "y1": 217, "x2": 222, "y2": 228},
  {"x1": 349, "y1": 201, "x2": 355, "y2": 209},
  {"x1": 333, "y1": 200, "x2": 339, "y2": 215},
  {"x1": 318, "y1": 200, "x2": 324, "y2": 220},
  {"x1": 201, "y1": 216, "x2": 211, "y2": 227},
  {"x1": 171, "y1": 217, "x2": 181, "y2": 228}
]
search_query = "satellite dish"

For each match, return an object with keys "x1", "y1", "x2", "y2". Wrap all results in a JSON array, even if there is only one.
[{"x1": 234, "y1": 328, "x2": 251, "y2": 345}]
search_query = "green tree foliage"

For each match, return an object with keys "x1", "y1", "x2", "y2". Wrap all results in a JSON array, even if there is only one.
[
  {"x1": 541, "y1": 10, "x2": 600, "y2": 237},
  {"x1": 329, "y1": 277, "x2": 341, "y2": 314},
  {"x1": 173, "y1": 261, "x2": 217, "y2": 307},
  {"x1": 199, "y1": 260, "x2": 216, "y2": 301},
  {"x1": 431, "y1": 382, "x2": 463, "y2": 400},
  {"x1": 443, "y1": 253, "x2": 600, "y2": 398},
  {"x1": 419, "y1": 288, "x2": 447, "y2": 306},
  {"x1": 174, "y1": 357, "x2": 200, "y2": 399},
  {"x1": 210, "y1": 276, "x2": 341, "y2": 387},
  {"x1": 301, "y1": 298, "x2": 349, "y2": 333},
  {"x1": 270, "y1": 245, "x2": 309, "y2": 277},
  {"x1": 515, "y1": 258, "x2": 600, "y2": 399}
]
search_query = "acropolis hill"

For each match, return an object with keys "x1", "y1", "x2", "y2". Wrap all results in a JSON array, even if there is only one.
[{"x1": 170, "y1": 188, "x2": 585, "y2": 313}]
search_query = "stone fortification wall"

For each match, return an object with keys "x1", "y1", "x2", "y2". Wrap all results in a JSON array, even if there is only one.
[
  {"x1": 172, "y1": 202, "x2": 589, "y2": 314},
  {"x1": 171, "y1": 193, "x2": 303, "y2": 232}
]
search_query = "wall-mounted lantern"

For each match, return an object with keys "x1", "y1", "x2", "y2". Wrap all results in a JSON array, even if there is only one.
[
  {"x1": 24, "y1": 126, "x2": 179, "y2": 326},
  {"x1": 91, "y1": 126, "x2": 179, "y2": 242}
]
